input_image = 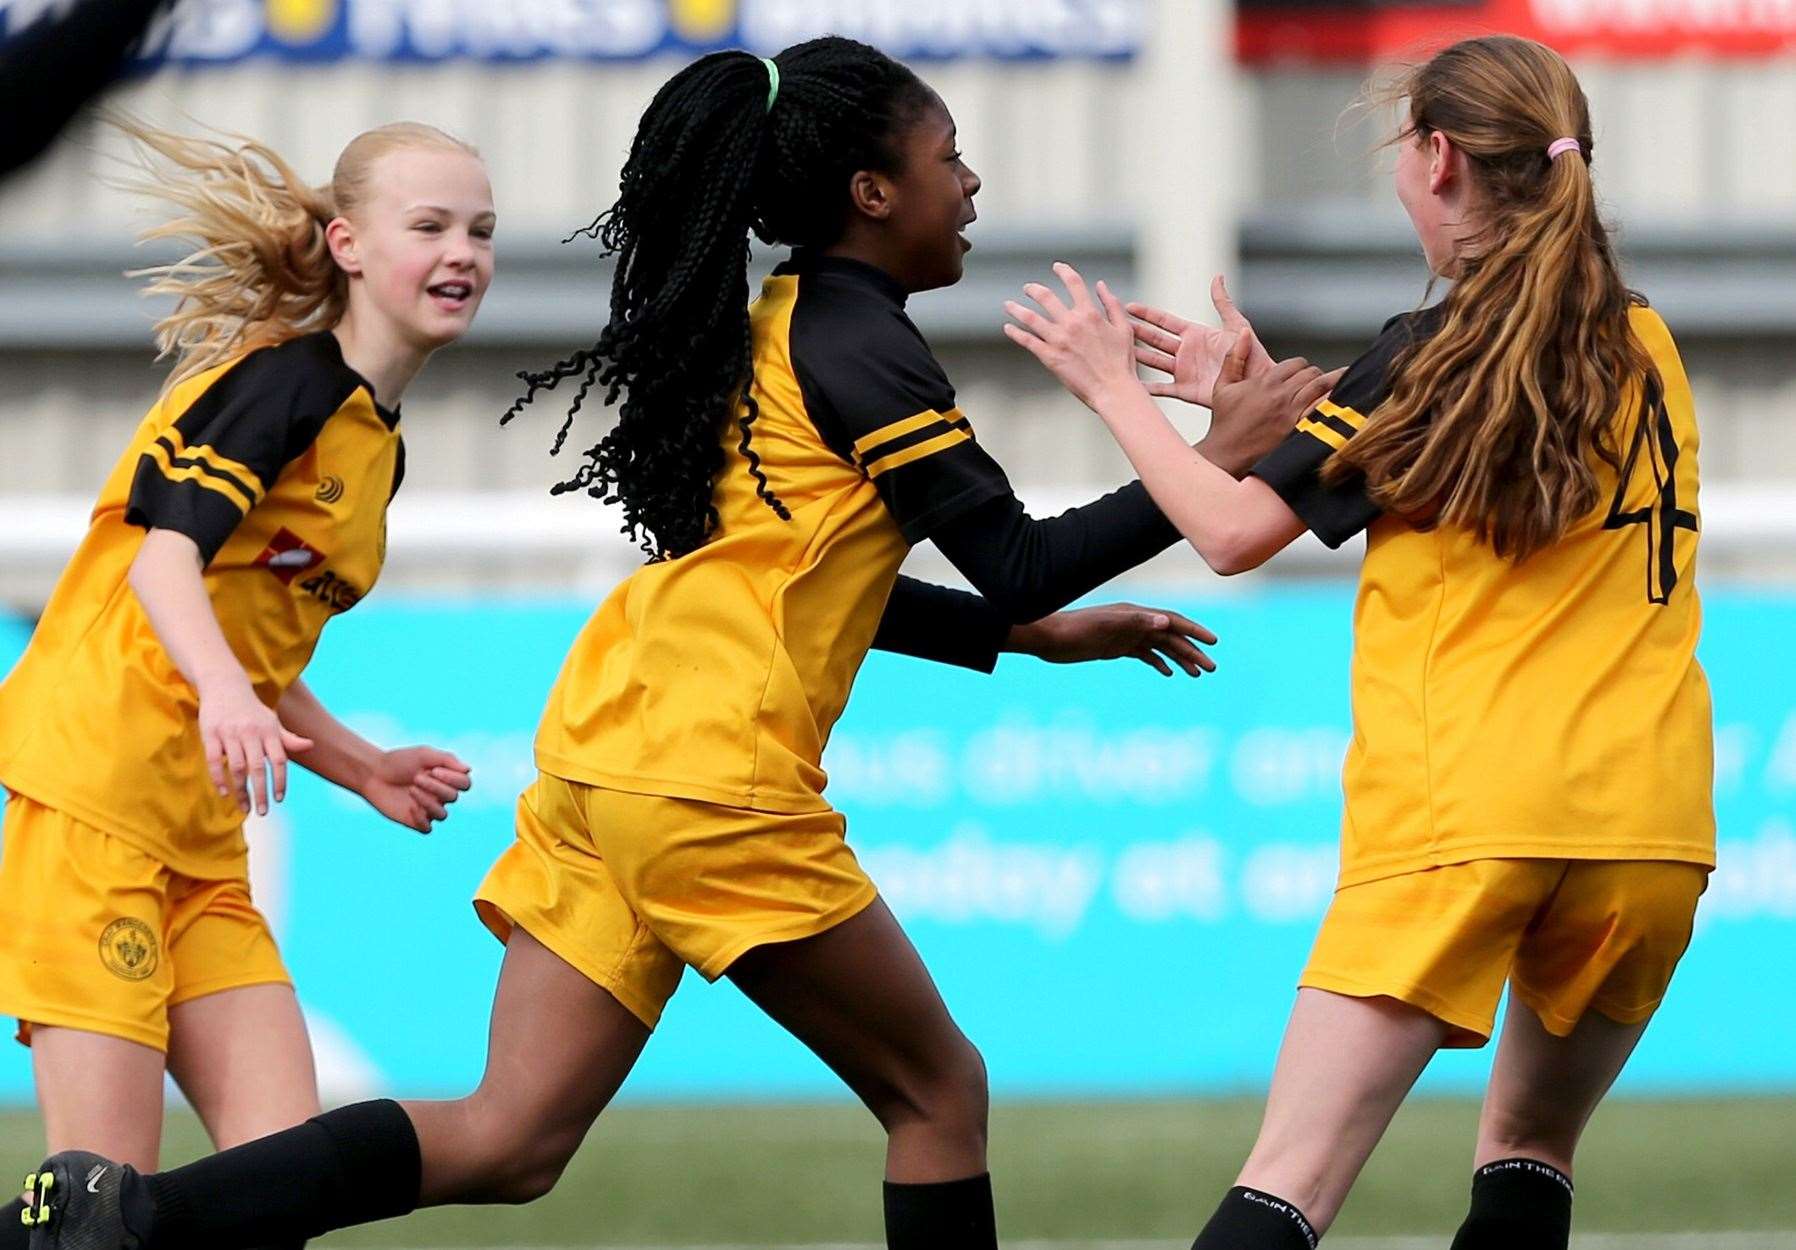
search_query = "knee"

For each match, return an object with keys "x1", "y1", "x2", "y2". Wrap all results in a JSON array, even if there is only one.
[
  {"x1": 456, "y1": 1095, "x2": 585, "y2": 1204},
  {"x1": 875, "y1": 1035, "x2": 989, "y2": 1143},
  {"x1": 1479, "y1": 1105, "x2": 1579, "y2": 1170},
  {"x1": 483, "y1": 1150, "x2": 570, "y2": 1205},
  {"x1": 467, "y1": 1133, "x2": 580, "y2": 1204}
]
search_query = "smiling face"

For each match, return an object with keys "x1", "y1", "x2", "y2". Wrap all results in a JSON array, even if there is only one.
[
  {"x1": 881, "y1": 96, "x2": 981, "y2": 292},
  {"x1": 331, "y1": 147, "x2": 495, "y2": 351}
]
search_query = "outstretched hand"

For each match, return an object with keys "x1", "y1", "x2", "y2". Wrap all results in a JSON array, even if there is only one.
[
  {"x1": 361, "y1": 746, "x2": 473, "y2": 834},
  {"x1": 1004, "y1": 263, "x2": 1142, "y2": 412},
  {"x1": 1010, "y1": 603, "x2": 1218, "y2": 677},
  {"x1": 1128, "y1": 276, "x2": 1277, "y2": 409}
]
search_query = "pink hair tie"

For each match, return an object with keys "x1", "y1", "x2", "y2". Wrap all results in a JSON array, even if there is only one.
[{"x1": 1547, "y1": 137, "x2": 1583, "y2": 160}]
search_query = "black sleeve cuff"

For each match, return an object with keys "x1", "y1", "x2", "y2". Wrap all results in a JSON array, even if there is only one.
[
  {"x1": 124, "y1": 459, "x2": 246, "y2": 565},
  {"x1": 871, "y1": 576, "x2": 1008, "y2": 673},
  {"x1": 1251, "y1": 433, "x2": 1379, "y2": 550}
]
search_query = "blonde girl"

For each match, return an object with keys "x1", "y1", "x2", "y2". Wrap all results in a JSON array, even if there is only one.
[
  {"x1": 1, "y1": 119, "x2": 489, "y2": 1239},
  {"x1": 1007, "y1": 35, "x2": 1713, "y2": 1250}
]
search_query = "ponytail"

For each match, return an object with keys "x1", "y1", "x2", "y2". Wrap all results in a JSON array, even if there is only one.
[
  {"x1": 503, "y1": 37, "x2": 934, "y2": 561},
  {"x1": 1328, "y1": 36, "x2": 1657, "y2": 561}
]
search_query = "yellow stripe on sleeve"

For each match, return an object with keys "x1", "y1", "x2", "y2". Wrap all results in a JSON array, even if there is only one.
[
  {"x1": 863, "y1": 427, "x2": 972, "y2": 479},
  {"x1": 146, "y1": 441, "x2": 258, "y2": 515},
  {"x1": 185, "y1": 445, "x2": 265, "y2": 504},
  {"x1": 1295, "y1": 416, "x2": 1350, "y2": 453},
  {"x1": 851, "y1": 411, "x2": 950, "y2": 461},
  {"x1": 161, "y1": 429, "x2": 267, "y2": 506},
  {"x1": 1315, "y1": 399, "x2": 1369, "y2": 430}
]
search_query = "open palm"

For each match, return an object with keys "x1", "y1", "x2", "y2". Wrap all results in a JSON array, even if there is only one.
[{"x1": 1128, "y1": 276, "x2": 1276, "y2": 409}]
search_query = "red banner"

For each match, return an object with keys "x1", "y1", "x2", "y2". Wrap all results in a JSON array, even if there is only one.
[{"x1": 1239, "y1": 0, "x2": 1796, "y2": 63}]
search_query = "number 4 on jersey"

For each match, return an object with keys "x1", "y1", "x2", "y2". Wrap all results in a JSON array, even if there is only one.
[{"x1": 1603, "y1": 379, "x2": 1697, "y2": 606}]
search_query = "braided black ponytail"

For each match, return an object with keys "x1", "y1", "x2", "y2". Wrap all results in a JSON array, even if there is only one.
[{"x1": 503, "y1": 36, "x2": 936, "y2": 560}]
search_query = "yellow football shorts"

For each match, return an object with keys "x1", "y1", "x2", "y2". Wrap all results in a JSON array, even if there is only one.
[
  {"x1": 1302, "y1": 857, "x2": 1708, "y2": 1046},
  {"x1": 0, "y1": 794, "x2": 291, "y2": 1052},
  {"x1": 475, "y1": 773, "x2": 880, "y2": 1028}
]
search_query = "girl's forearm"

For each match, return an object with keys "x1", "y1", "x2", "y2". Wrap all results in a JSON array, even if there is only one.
[
  {"x1": 1090, "y1": 382, "x2": 1300, "y2": 574},
  {"x1": 128, "y1": 529, "x2": 254, "y2": 698},
  {"x1": 276, "y1": 679, "x2": 379, "y2": 792}
]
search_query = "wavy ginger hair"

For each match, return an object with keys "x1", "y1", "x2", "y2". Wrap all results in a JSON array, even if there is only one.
[
  {"x1": 106, "y1": 116, "x2": 479, "y2": 396},
  {"x1": 1326, "y1": 36, "x2": 1659, "y2": 561}
]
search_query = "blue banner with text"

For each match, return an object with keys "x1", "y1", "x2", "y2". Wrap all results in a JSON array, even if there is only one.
[{"x1": 1, "y1": 589, "x2": 1790, "y2": 1103}]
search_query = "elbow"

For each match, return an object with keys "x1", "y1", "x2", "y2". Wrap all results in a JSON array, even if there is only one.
[{"x1": 1193, "y1": 528, "x2": 1270, "y2": 577}]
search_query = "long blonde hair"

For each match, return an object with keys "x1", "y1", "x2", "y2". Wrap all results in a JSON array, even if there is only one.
[
  {"x1": 1325, "y1": 36, "x2": 1657, "y2": 561},
  {"x1": 107, "y1": 116, "x2": 478, "y2": 394}
]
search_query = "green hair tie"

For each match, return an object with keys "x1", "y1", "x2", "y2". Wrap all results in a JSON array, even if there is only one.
[{"x1": 761, "y1": 56, "x2": 780, "y2": 111}]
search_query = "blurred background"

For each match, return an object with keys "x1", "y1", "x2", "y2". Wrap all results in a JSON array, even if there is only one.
[{"x1": 1, "y1": 1, "x2": 1793, "y2": 1245}]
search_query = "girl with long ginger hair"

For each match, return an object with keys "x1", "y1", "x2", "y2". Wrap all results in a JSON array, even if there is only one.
[{"x1": 1009, "y1": 35, "x2": 1713, "y2": 1250}]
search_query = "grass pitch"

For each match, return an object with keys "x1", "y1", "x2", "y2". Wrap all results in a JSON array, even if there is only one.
[{"x1": 5, "y1": 1098, "x2": 1795, "y2": 1245}]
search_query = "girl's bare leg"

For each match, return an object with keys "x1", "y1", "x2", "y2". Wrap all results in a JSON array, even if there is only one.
[
  {"x1": 166, "y1": 983, "x2": 320, "y2": 1149},
  {"x1": 401, "y1": 927, "x2": 651, "y2": 1204},
  {"x1": 1474, "y1": 1001, "x2": 1648, "y2": 1175},
  {"x1": 1232, "y1": 988, "x2": 1451, "y2": 1234},
  {"x1": 727, "y1": 899, "x2": 989, "y2": 1183},
  {"x1": 32, "y1": 1026, "x2": 167, "y2": 1171}
]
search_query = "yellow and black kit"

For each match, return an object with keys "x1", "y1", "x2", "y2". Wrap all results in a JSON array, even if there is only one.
[
  {"x1": 480, "y1": 253, "x2": 1180, "y2": 1024},
  {"x1": 0, "y1": 330, "x2": 402, "y2": 1045},
  {"x1": 1251, "y1": 302, "x2": 1714, "y2": 1038}
]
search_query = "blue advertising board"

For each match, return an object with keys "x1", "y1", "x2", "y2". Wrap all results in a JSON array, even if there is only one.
[
  {"x1": 0, "y1": 0, "x2": 1144, "y2": 64},
  {"x1": 0, "y1": 589, "x2": 1791, "y2": 1104}
]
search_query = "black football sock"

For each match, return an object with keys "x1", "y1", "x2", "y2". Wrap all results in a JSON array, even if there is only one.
[
  {"x1": 882, "y1": 1173, "x2": 997, "y2": 1250},
  {"x1": 1192, "y1": 1185, "x2": 1318, "y2": 1250},
  {"x1": 133, "y1": 1100, "x2": 419, "y2": 1249},
  {"x1": 1, "y1": 1197, "x2": 27, "y2": 1250},
  {"x1": 1449, "y1": 1157, "x2": 1573, "y2": 1250}
]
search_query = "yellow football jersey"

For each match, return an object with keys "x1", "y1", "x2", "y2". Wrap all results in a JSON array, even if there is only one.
[
  {"x1": 534, "y1": 254, "x2": 1014, "y2": 811},
  {"x1": 0, "y1": 332, "x2": 403, "y2": 878},
  {"x1": 1254, "y1": 304, "x2": 1715, "y2": 885}
]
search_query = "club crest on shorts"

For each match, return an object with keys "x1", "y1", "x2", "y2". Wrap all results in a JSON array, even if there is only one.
[{"x1": 99, "y1": 917, "x2": 158, "y2": 981}]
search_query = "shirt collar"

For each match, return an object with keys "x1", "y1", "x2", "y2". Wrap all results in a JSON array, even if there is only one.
[{"x1": 776, "y1": 250, "x2": 909, "y2": 308}]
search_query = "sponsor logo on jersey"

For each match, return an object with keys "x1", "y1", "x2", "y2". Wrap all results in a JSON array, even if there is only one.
[
  {"x1": 255, "y1": 527, "x2": 326, "y2": 585},
  {"x1": 315, "y1": 474, "x2": 346, "y2": 504},
  {"x1": 99, "y1": 917, "x2": 158, "y2": 982},
  {"x1": 297, "y1": 568, "x2": 363, "y2": 612}
]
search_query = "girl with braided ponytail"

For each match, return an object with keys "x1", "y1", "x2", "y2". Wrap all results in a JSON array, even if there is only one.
[
  {"x1": 1011, "y1": 35, "x2": 1713, "y2": 1250},
  {"x1": 21, "y1": 35, "x2": 1329, "y2": 1250},
  {"x1": 2, "y1": 117, "x2": 487, "y2": 1244}
]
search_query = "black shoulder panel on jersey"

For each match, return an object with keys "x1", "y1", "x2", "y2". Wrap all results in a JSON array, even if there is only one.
[
  {"x1": 786, "y1": 257, "x2": 1011, "y2": 543},
  {"x1": 126, "y1": 332, "x2": 367, "y2": 563},
  {"x1": 1250, "y1": 306, "x2": 1442, "y2": 549}
]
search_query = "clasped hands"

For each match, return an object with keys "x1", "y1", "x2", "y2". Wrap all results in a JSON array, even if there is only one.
[{"x1": 1004, "y1": 263, "x2": 1342, "y2": 476}]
